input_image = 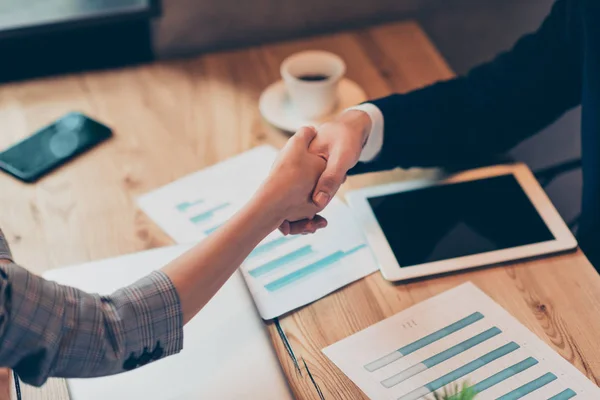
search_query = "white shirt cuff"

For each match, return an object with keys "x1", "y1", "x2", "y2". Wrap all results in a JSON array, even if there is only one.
[{"x1": 344, "y1": 103, "x2": 384, "y2": 162}]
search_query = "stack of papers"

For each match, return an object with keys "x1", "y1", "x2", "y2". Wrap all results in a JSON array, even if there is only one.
[{"x1": 137, "y1": 145, "x2": 379, "y2": 319}]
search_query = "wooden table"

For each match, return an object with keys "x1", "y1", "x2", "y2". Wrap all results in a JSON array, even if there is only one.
[{"x1": 2, "y1": 21, "x2": 600, "y2": 400}]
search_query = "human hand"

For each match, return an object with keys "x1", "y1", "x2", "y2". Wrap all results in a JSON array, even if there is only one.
[
  {"x1": 277, "y1": 110, "x2": 371, "y2": 235},
  {"x1": 257, "y1": 126, "x2": 328, "y2": 234}
]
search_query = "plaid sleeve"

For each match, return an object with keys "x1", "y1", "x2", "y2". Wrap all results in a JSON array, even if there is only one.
[
  {"x1": 0, "y1": 228, "x2": 13, "y2": 262},
  {"x1": 0, "y1": 262, "x2": 183, "y2": 387}
]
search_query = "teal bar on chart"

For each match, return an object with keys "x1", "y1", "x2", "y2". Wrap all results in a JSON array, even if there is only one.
[
  {"x1": 425, "y1": 342, "x2": 520, "y2": 393},
  {"x1": 343, "y1": 244, "x2": 367, "y2": 257},
  {"x1": 422, "y1": 327, "x2": 502, "y2": 368},
  {"x1": 265, "y1": 244, "x2": 366, "y2": 292},
  {"x1": 365, "y1": 312, "x2": 485, "y2": 372},
  {"x1": 176, "y1": 199, "x2": 204, "y2": 212},
  {"x1": 401, "y1": 312, "x2": 484, "y2": 356},
  {"x1": 549, "y1": 389, "x2": 577, "y2": 400},
  {"x1": 189, "y1": 203, "x2": 230, "y2": 224},
  {"x1": 265, "y1": 251, "x2": 343, "y2": 291},
  {"x1": 470, "y1": 357, "x2": 538, "y2": 395},
  {"x1": 249, "y1": 245, "x2": 313, "y2": 277},
  {"x1": 248, "y1": 236, "x2": 297, "y2": 259},
  {"x1": 204, "y1": 223, "x2": 224, "y2": 235},
  {"x1": 496, "y1": 372, "x2": 557, "y2": 400}
]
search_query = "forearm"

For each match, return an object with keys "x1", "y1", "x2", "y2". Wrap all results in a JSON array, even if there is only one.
[
  {"x1": 163, "y1": 192, "x2": 283, "y2": 324},
  {"x1": 0, "y1": 128, "x2": 321, "y2": 385},
  {"x1": 0, "y1": 194, "x2": 282, "y2": 385}
]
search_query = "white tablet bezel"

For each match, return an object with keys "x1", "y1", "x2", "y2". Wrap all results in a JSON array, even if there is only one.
[{"x1": 346, "y1": 163, "x2": 578, "y2": 282}]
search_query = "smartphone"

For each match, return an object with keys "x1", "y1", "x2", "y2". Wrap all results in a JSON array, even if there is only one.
[{"x1": 0, "y1": 112, "x2": 112, "y2": 183}]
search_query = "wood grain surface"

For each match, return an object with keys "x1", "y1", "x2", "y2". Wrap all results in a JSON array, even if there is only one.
[{"x1": 1, "y1": 21, "x2": 599, "y2": 399}]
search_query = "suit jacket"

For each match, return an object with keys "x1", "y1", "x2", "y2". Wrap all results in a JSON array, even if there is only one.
[
  {"x1": 350, "y1": 0, "x2": 600, "y2": 266},
  {"x1": 0, "y1": 227, "x2": 183, "y2": 386}
]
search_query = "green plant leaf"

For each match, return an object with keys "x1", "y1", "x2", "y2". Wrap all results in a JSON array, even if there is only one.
[{"x1": 429, "y1": 380, "x2": 478, "y2": 400}]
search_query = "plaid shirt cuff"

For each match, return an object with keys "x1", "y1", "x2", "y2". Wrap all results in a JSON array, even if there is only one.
[
  {"x1": 0, "y1": 264, "x2": 183, "y2": 386},
  {"x1": 110, "y1": 270, "x2": 184, "y2": 362}
]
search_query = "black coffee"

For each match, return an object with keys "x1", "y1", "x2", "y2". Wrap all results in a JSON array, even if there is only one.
[{"x1": 297, "y1": 74, "x2": 329, "y2": 82}]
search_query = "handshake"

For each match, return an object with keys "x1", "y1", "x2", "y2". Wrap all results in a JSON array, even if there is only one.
[{"x1": 257, "y1": 109, "x2": 372, "y2": 235}]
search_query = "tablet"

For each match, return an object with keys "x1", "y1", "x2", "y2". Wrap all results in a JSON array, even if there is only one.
[{"x1": 346, "y1": 163, "x2": 577, "y2": 281}]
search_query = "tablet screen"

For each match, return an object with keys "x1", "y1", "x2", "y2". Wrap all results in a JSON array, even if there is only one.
[{"x1": 367, "y1": 174, "x2": 555, "y2": 267}]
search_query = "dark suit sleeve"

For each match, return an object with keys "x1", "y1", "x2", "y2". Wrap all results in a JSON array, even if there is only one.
[{"x1": 351, "y1": 0, "x2": 583, "y2": 174}]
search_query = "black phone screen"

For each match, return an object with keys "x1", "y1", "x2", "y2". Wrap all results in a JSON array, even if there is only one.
[{"x1": 0, "y1": 112, "x2": 111, "y2": 182}]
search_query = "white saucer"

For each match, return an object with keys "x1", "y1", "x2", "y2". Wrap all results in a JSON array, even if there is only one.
[{"x1": 259, "y1": 78, "x2": 367, "y2": 132}]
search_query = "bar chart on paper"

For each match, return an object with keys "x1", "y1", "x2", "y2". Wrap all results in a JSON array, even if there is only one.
[
  {"x1": 240, "y1": 198, "x2": 378, "y2": 319},
  {"x1": 246, "y1": 238, "x2": 366, "y2": 292},
  {"x1": 323, "y1": 283, "x2": 600, "y2": 400},
  {"x1": 137, "y1": 145, "x2": 278, "y2": 243},
  {"x1": 137, "y1": 145, "x2": 379, "y2": 319},
  {"x1": 176, "y1": 198, "x2": 231, "y2": 235}
]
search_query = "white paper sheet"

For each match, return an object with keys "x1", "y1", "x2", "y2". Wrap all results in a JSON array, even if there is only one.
[
  {"x1": 137, "y1": 145, "x2": 379, "y2": 319},
  {"x1": 240, "y1": 197, "x2": 378, "y2": 319},
  {"x1": 323, "y1": 282, "x2": 600, "y2": 400},
  {"x1": 137, "y1": 145, "x2": 278, "y2": 244},
  {"x1": 43, "y1": 245, "x2": 293, "y2": 400}
]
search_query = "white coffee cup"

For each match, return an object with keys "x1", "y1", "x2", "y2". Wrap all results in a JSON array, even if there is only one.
[{"x1": 280, "y1": 50, "x2": 346, "y2": 120}]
